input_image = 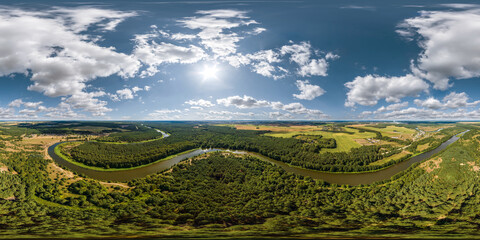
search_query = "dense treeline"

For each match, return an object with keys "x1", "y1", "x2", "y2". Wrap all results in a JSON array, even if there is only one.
[
  {"x1": 96, "y1": 126, "x2": 163, "y2": 142},
  {"x1": 0, "y1": 125, "x2": 40, "y2": 137},
  {"x1": 63, "y1": 123, "x2": 465, "y2": 172},
  {"x1": 64, "y1": 124, "x2": 389, "y2": 171},
  {"x1": 66, "y1": 140, "x2": 196, "y2": 168},
  {"x1": 18, "y1": 122, "x2": 165, "y2": 141},
  {"x1": 19, "y1": 121, "x2": 126, "y2": 135},
  {"x1": 0, "y1": 172, "x2": 21, "y2": 199},
  {"x1": 293, "y1": 134, "x2": 337, "y2": 149},
  {"x1": 194, "y1": 126, "x2": 400, "y2": 172}
]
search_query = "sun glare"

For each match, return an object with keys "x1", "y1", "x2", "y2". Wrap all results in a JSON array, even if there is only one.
[{"x1": 200, "y1": 64, "x2": 219, "y2": 80}]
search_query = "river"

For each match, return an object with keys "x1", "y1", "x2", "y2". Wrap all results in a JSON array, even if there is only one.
[{"x1": 47, "y1": 130, "x2": 468, "y2": 185}]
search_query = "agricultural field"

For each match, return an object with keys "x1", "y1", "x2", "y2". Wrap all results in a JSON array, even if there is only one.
[
  {"x1": 226, "y1": 123, "x2": 460, "y2": 155},
  {"x1": 351, "y1": 124, "x2": 417, "y2": 140},
  {"x1": 369, "y1": 150, "x2": 411, "y2": 166},
  {"x1": 264, "y1": 126, "x2": 377, "y2": 152},
  {"x1": 229, "y1": 123, "x2": 415, "y2": 153}
]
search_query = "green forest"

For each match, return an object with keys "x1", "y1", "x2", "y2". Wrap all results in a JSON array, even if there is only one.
[
  {"x1": 1, "y1": 121, "x2": 480, "y2": 239},
  {"x1": 60, "y1": 123, "x2": 466, "y2": 172}
]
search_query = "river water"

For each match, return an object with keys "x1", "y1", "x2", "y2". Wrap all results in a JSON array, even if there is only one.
[{"x1": 47, "y1": 130, "x2": 468, "y2": 185}]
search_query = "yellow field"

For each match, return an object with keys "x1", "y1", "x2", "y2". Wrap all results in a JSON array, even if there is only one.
[
  {"x1": 265, "y1": 127, "x2": 377, "y2": 153},
  {"x1": 369, "y1": 150, "x2": 411, "y2": 166},
  {"x1": 418, "y1": 125, "x2": 454, "y2": 132},
  {"x1": 416, "y1": 143, "x2": 430, "y2": 152},
  {"x1": 351, "y1": 125, "x2": 417, "y2": 140},
  {"x1": 223, "y1": 124, "x2": 322, "y2": 132},
  {"x1": 224, "y1": 123, "x2": 417, "y2": 153}
]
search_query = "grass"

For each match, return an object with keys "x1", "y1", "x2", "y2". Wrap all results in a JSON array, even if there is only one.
[
  {"x1": 233, "y1": 124, "x2": 322, "y2": 132},
  {"x1": 359, "y1": 125, "x2": 417, "y2": 140},
  {"x1": 54, "y1": 143, "x2": 199, "y2": 172},
  {"x1": 369, "y1": 151, "x2": 411, "y2": 166},
  {"x1": 417, "y1": 143, "x2": 431, "y2": 152},
  {"x1": 265, "y1": 127, "x2": 376, "y2": 152}
]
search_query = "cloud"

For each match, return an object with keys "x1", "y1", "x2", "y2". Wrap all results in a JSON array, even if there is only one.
[
  {"x1": 414, "y1": 92, "x2": 480, "y2": 109},
  {"x1": 110, "y1": 86, "x2": 150, "y2": 101},
  {"x1": 171, "y1": 33, "x2": 197, "y2": 40},
  {"x1": 297, "y1": 59, "x2": 329, "y2": 77},
  {"x1": 44, "y1": 102, "x2": 83, "y2": 119},
  {"x1": 217, "y1": 95, "x2": 328, "y2": 119},
  {"x1": 185, "y1": 99, "x2": 215, "y2": 107},
  {"x1": 50, "y1": 7, "x2": 137, "y2": 33},
  {"x1": 340, "y1": 5, "x2": 376, "y2": 10},
  {"x1": 131, "y1": 86, "x2": 143, "y2": 93},
  {"x1": 177, "y1": 9, "x2": 256, "y2": 57},
  {"x1": 359, "y1": 92, "x2": 480, "y2": 120},
  {"x1": 268, "y1": 111, "x2": 293, "y2": 120},
  {"x1": 217, "y1": 95, "x2": 270, "y2": 108},
  {"x1": 293, "y1": 80, "x2": 325, "y2": 100},
  {"x1": 344, "y1": 74, "x2": 429, "y2": 107},
  {"x1": 8, "y1": 99, "x2": 24, "y2": 108},
  {"x1": 64, "y1": 91, "x2": 111, "y2": 116},
  {"x1": 382, "y1": 107, "x2": 442, "y2": 119},
  {"x1": 375, "y1": 102, "x2": 409, "y2": 113},
  {"x1": 148, "y1": 109, "x2": 183, "y2": 119},
  {"x1": 252, "y1": 27, "x2": 266, "y2": 35},
  {"x1": 132, "y1": 10, "x2": 336, "y2": 81},
  {"x1": 0, "y1": 108, "x2": 15, "y2": 119},
  {"x1": 1, "y1": 98, "x2": 84, "y2": 119},
  {"x1": 8, "y1": 99, "x2": 43, "y2": 109},
  {"x1": 278, "y1": 102, "x2": 326, "y2": 117},
  {"x1": 357, "y1": 106, "x2": 480, "y2": 120},
  {"x1": 376, "y1": 107, "x2": 480, "y2": 120},
  {"x1": 133, "y1": 28, "x2": 207, "y2": 76},
  {"x1": 398, "y1": 9, "x2": 480, "y2": 90},
  {"x1": 280, "y1": 41, "x2": 337, "y2": 77},
  {"x1": 0, "y1": 7, "x2": 140, "y2": 116},
  {"x1": 116, "y1": 88, "x2": 134, "y2": 100},
  {"x1": 203, "y1": 110, "x2": 254, "y2": 120},
  {"x1": 226, "y1": 41, "x2": 337, "y2": 79},
  {"x1": 438, "y1": 4, "x2": 480, "y2": 9},
  {"x1": 225, "y1": 49, "x2": 285, "y2": 79}
]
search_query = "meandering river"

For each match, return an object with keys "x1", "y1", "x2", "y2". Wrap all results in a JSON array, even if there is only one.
[{"x1": 47, "y1": 130, "x2": 468, "y2": 185}]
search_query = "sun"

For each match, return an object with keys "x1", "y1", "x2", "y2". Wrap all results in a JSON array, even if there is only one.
[{"x1": 199, "y1": 64, "x2": 219, "y2": 80}]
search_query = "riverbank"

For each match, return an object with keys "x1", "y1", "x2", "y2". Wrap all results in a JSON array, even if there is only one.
[
  {"x1": 54, "y1": 142, "x2": 199, "y2": 172},
  {"x1": 48, "y1": 130, "x2": 468, "y2": 184}
]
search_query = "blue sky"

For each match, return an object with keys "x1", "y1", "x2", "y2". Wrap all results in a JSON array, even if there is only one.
[{"x1": 1, "y1": 0, "x2": 480, "y2": 120}]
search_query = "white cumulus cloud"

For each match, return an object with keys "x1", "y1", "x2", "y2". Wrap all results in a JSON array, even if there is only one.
[
  {"x1": 345, "y1": 74, "x2": 429, "y2": 107},
  {"x1": 414, "y1": 92, "x2": 480, "y2": 109},
  {"x1": 0, "y1": 7, "x2": 139, "y2": 116},
  {"x1": 398, "y1": 9, "x2": 480, "y2": 90},
  {"x1": 293, "y1": 80, "x2": 325, "y2": 100},
  {"x1": 217, "y1": 95, "x2": 270, "y2": 109},
  {"x1": 185, "y1": 99, "x2": 215, "y2": 107}
]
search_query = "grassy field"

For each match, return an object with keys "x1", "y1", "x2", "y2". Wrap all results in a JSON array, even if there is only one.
[
  {"x1": 369, "y1": 150, "x2": 411, "y2": 166},
  {"x1": 224, "y1": 124, "x2": 421, "y2": 153},
  {"x1": 417, "y1": 142, "x2": 431, "y2": 152},
  {"x1": 219, "y1": 124, "x2": 324, "y2": 132},
  {"x1": 353, "y1": 125, "x2": 417, "y2": 140},
  {"x1": 265, "y1": 127, "x2": 377, "y2": 152}
]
